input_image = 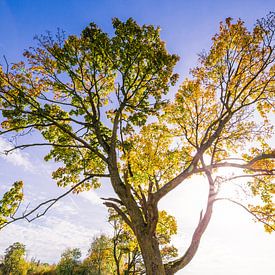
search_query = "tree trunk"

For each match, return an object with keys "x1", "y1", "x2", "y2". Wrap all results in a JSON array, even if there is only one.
[
  {"x1": 108, "y1": 167, "x2": 166, "y2": 274},
  {"x1": 138, "y1": 234, "x2": 166, "y2": 275}
]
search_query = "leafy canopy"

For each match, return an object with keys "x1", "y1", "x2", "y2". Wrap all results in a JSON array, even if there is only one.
[
  {"x1": 0, "y1": 14, "x2": 274, "y2": 275},
  {"x1": 0, "y1": 18, "x2": 178, "y2": 191}
]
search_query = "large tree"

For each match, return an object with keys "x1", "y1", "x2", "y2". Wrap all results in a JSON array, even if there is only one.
[{"x1": 0, "y1": 14, "x2": 274, "y2": 274}]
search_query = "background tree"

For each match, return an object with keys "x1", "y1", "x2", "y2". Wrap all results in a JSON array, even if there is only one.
[
  {"x1": 56, "y1": 248, "x2": 81, "y2": 275},
  {"x1": 0, "y1": 243, "x2": 56, "y2": 275},
  {"x1": 26, "y1": 258, "x2": 57, "y2": 275},
  {"x1": 0, "y1": 14, "x2": 274, "y2": 274},
  {"x1": 82, "y1": 234, "x2": 116, "y2": 274},
  {"x1": 109, "y1": 211, "x2": 143, "y2": 274},
  {"x1": 1, "y1": 242, "x2": 28, "y2": 275}
]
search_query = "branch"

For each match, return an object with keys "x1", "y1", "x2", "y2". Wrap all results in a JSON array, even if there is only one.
[
  {"x1": 2, "y1": 143, "x2": 87, "y2": 154},
  {"x1": 101, "y1": 197, "x2": 123, "y2": 205},
  {"x1": 205, "y1": 161, "x2": 274, "y2": 173},
  {"x1": 165, "y1": 166, "x2": 217, "y2": 274},
  {"x1": 103, "y1": 201, "x2": 134, "y2": 232},
  {"x1": 153, "y1": 162, "x2": 198, "y2": 202},
  {"x1": 156, "y1": 151, "x2": 275, "y2": 203},
  {"x1": 214, "y1": 197, "x2": 275, "y2": 232},
  {"x1": 218, "y1": 173, "x2": 274, "y2": 182},
  {"x1": 0, "y1": 123, "x2": 54, "y2": 135},
  {"x1": 247, "y1": 152, "x2": 275, "y2": 166},
  {"x1": 0, "y1": 174, "x2": 106, "y2": 229}
]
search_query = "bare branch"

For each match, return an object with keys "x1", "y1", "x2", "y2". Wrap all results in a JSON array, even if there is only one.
[
  {"x1": 0, "y1": 174, "x2": 108, "y2": 229},
  {"x1": 103, "y1": 201, "x2": 134, "y2": 232},
  {"x1": 214, "y1": 197, "x2": 275, "y2": 232}
]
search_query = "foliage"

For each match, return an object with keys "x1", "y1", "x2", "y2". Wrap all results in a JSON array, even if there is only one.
[
  {"x1": 0, "y1": 244, "x2": 56, "y2": 275},
  {"x1": 0, "y1": 181, "x2": 23, "y2": 227},
  {"x1": 1, "y1": 242, "x2": 28, "y2": 275},
  {"x1": 0, "y1": 14, "x2": 274, "y2": 274},
  {"x1": 56, "y1": 248, "x2": 81, "y2": 275},
  {"x1": 82, "y1": 234, "x2": 116, "y2": 274},
  {"x1": 109, "y1": 211, "x2": 143, "y2": 274},
  {"x1": 26, "y1": 258, "x2": 57, "y2": 275}
]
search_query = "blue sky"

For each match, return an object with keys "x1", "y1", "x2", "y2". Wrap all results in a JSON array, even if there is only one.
[{"x1": 0, "y1": 0, "x2": 274, "y2": 274}]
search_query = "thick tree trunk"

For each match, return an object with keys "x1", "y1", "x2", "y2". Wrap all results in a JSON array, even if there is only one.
[
  {"x1": 137, "y1": 234, "x2": 166, "y2": 275},
  {"x1": 108, "y1": 165, "x2": 166, "y2": 274}
]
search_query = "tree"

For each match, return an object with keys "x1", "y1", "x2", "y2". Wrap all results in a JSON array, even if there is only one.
[
  {"x1": 0, "y1": 243, "x2": 57, "y2": 275},
  {"x1": 0, "y1": 14, "x2": 274, "y2": 274},
  {"x1": 1, "y1": 242, "x2": 27, "y2": 274},
  {"x1": 82, "y1": 234, "x2": 116, "y2": 274},
  {"x1": 109, "y1": 211, "x2": 143, "y2": 274},
  {"x1": 56, "y1": 248, "x2": 81, "y2": 275},
  {"x1": 26, "y1": 258, "x2": 57, "y2": 275}
]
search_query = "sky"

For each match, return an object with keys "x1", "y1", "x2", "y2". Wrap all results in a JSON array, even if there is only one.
[{"x1": 0, "y1": 0, "x2": 274, "y2": 274}]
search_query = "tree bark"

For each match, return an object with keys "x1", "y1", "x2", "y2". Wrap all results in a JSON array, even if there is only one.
[
  {"x1": 137, "y1": 233, "x2": 166, "y2": 275},
  {"x1": 108, "y1": 160, "x2": 165, "y2": 274}
]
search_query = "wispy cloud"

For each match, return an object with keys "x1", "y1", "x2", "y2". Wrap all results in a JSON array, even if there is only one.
[
  {"x1": 0, "y1": 137, "x2": 34, "y2": 172},
  {"x1": 78, "y1": 190, "x2": 102, "y2": 205},
  {"x1": 0, "y1": 216, "x2": 100, "y2": 263}
]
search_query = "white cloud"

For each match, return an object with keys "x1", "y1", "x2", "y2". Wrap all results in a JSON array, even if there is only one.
[
  {"x1": 78, "y1": 190, "x2": 102, "y2": 205},
  {"x1": 52, "y1": 200, "x2": 79, "y2": 216},
  {"x1": 0, "y1": 216, "x2": 100, "y2": 263},
  {"x1": 0, "y1": 137, "x2": 34, "y2": 172}
]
